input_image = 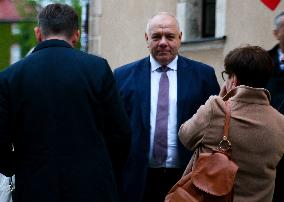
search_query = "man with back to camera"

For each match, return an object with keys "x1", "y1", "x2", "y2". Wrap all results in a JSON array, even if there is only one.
[
  {"x1": 0, "y1": 3, "x2": 131, "y2": 202},
  {"x1": 267, "y1": 11, "x2": 284, "y2": 202},
  {"x1": 114, "y1": 12, "x2": 220, "y2": 202}
]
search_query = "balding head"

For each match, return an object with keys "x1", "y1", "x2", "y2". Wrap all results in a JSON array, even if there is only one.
[
  {"x1": 146, "y1": 12, "x2": 180, "y2": 35},
  {"x1": 144, "y1": 12, "x2": 182, "y2": 66}
]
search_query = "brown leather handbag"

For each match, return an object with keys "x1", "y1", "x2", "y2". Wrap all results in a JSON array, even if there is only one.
[{"x1": 165, "y1": 101, "x2": 238, "y2": 202}]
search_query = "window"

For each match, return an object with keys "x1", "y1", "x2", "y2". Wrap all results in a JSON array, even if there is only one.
[
  {"x1": 11, "y1": 23, "x2": 20, "y2": 35},
  {"x1": 177, "y1": 0, "x2": 226, "y2": 42},
  {"x1": 202, "y1": 0, "x2": 216, "y2": 37},
  {"x1": 10, "y1": 44, "x2": 21, "y2": 64}
]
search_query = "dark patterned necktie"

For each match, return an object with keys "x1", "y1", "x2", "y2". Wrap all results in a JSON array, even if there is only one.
[{"x1": 153, "y1": 66, "x2": 169, "y2": 165}]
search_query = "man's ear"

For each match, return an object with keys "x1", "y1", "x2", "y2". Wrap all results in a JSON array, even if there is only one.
[
  {"x1": 34, "y1": 26, "x2": 42, "y2": 42},
  {"x1": 145, "y1": 33, "x2": 149, "y2": 47},
  {"x1": 179, "y1": 31, "x2": 182, "y2": 40},
  {"x1": 71, "y1": 30, "x2": 80, "y2": 47}
]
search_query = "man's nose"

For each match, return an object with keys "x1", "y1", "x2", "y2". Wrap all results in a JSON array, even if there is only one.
[{"x1": 159, "y1": 36, "x2": 167, "y2": 47}]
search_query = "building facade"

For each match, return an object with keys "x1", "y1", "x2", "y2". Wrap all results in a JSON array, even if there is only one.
[{"x1": 87, "y1": 0, "x2": 284, "y2": 84}]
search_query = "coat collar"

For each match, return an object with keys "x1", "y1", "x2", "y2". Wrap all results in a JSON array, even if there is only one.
[
  {"x1": 268, "y1": 43, "x2": 284, "y2": 75},
  {"x1": 32, "y1": 39, "x2": 72, "y2": 53},
  {"x1": 268, "y1": 43, "x2": 279, "y2": 55},
  {"x1": 224, "y1": 85, "x2": 271, "y2": 105}
]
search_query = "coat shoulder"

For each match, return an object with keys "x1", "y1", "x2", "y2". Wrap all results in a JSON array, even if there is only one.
[
  {"x1": 74, "y1": 50, "x2": 109, "y2": 66},
  {"x1": 268, "y1": 44, "x2": 279, "y2": 56},
  {"x1": 178, "y1": 55, "x2": 214, "y2": 71}
]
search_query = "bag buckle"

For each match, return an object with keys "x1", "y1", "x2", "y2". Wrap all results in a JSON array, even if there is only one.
[{"x1": 217, "y1": 136, "x2": 232, "y2": 152}]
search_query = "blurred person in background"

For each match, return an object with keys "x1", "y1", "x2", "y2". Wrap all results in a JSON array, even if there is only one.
[{"x1": 267, "y1": 11, "x2": 284, "y2": 202}]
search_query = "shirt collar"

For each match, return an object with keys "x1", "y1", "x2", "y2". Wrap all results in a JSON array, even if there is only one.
[
  {"x1": 278, "y1": 48, "x2": 284, "y2": 62},
  {"x1": 150, "y1": 55, "x2": 178, "y2": 72}
]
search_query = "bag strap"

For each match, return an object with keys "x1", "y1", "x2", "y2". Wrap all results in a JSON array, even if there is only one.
[
  {"x1": 217, "y1": 100, "x2": 232, "y2": 152},
  {"x1": 189, "y1": 100, "x2": 232, "y2": 173},
  {"x1": 224, "y1": 100, "x2": 231, "y2": 138}
]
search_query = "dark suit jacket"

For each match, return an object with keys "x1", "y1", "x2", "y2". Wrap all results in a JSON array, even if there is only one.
[
  {"x1": 267, "y1": 44, "x2": 284, "y2": 202},
  {"x1": 113, "y1": 56, "x2": 220, "y2": 202},
  {"x1": 0, "y1": 39, "x2": 131, "y2": 202},
  {"x1": 267, "y1": 44, "x2": 284, "y2": 111}
]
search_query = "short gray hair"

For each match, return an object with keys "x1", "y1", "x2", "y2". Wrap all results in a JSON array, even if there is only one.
[
  {"x1": 274, "y1": 11, "x2": 284, "y2": 30},
  {"x1": 145, "y1": 12, "x2": 180, "y2": 34}
]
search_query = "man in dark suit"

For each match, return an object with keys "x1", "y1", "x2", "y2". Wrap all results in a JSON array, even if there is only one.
[
  {"x1": 114, "y1": 12, "x2": 220, "y2": 202},
  {"x1": 267, "y1": 11, "x2": 284, "y2": 202},
  {"x1": 267, "y1": 11, "x2": 284, "y2": 112},
  {"x1": 0, "y1": 3, "x2": 131, "y2": 202}
]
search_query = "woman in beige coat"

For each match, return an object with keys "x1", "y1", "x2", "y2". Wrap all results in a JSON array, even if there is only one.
[{"x1": 179, "y1": 45, "x2": 284, "y2": 202}]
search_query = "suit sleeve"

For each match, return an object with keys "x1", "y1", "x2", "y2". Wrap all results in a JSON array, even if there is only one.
[
  {"x1": 0, "y1": 73, "x2": 15, "y2": 176},
  {"x1": 100, "y1": 60, "x2": 131, "y2": 178},
  {"x1": 208, "y1": 67, "x2": 220, "y2": 96},
  {"x1": 178, "y1": 96, "x2": 214, "y2": 151}
]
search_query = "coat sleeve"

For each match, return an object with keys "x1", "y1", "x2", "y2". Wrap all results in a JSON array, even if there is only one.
[
  {"x1": 208, "y1": 67, "x2": 220, "y2": 96},
  {"x1": 0, "y1": 73, "x2": 15, "y2": 177},
  {"x1": 99, "y1": 60, "x2": 131, "y2": 178},
  {"x1": 178, "y1": 96, "x2": 215, "y2": 151}
]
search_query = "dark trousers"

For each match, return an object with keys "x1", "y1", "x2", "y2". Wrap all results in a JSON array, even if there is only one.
[{"x1": 142, "y1": 168, "x2": 183, "y2": 202}]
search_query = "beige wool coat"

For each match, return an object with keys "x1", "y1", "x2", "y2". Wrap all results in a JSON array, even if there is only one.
[{"x1": 179, "y1": 85, "x2": 284, "y2": 202}]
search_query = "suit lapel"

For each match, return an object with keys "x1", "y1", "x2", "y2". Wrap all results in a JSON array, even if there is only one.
[
  {"x1": 135, "y1": 57, "x2": 151, "y2": 130},
  {"x1": 274, "y1": 52, "x2": 281, "y2": 74},
  {"x1": 177, "y1": 56, "x2": 196, "y2": 165},
  {"x1": 177, "y1": 56, "x2": 193, "y2": 127}
]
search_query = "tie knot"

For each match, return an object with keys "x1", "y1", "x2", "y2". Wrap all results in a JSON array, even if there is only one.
[{"x1": 159, "y1": 66, "x2": 169, "y2": 72}]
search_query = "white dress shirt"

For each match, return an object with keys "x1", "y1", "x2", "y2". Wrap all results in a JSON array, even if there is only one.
[{"x1": 148, "y1": 55, "x2": 180, "y2": 168}]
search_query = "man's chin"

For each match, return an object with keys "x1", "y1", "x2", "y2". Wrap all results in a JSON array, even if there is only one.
[
  {"x1": 156, "y1": 55, "x2": 173, "y2": 65},
  {"x1": 157, "y1": 52, "x2": 170, "y2": 56}
]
